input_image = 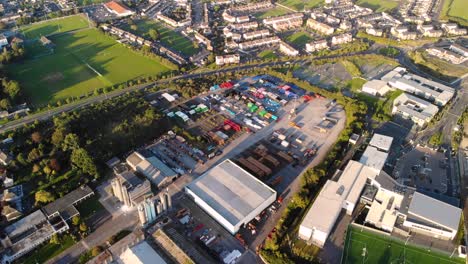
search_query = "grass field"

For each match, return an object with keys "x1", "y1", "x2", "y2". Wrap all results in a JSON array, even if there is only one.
[
  {"x1": 285, "y1": 31, "x2": 313, "y2": 48},
  {"x1": 258, "y1": 50, "x2": 278, "y2": 59},
  {"x1": 277, "y1": 0, "x2": 323, "y2": 11},
  {"x1": 356, "y1": 0, "x2": 399, "y2": 12},
  {"x1": 254, "y1": 6, "x2": 292, "y2": 19},
  {"x1": 440, "y1": 0, "x2": 468, "y2": 26},
  {"x1": 8, "y1": 28, "x2": 176, "y2": 105},
  {"x1": 20, "y1": 15, "x2": 90, "y2": 39},
  {"x1": 342, "y1": 226, "x2": 465, "y2": 264},
  {"x1": 122, "y1": 19, "x2": 199, "y2": 56}
]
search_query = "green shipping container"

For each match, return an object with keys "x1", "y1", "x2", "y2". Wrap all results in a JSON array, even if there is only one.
[{"x1": 259, "y1": 110, "x2": 267, "y2": 117}]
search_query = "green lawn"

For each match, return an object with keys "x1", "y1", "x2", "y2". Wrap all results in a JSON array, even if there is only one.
[
  {"x1": 20, "y1": 15, "x2": 90, "y2": 39},
  {"x1": 122, "y1": 19, "x2": 199, "y2": 56},
  {"x1": 285, "y1": 31, "x2": 313, "y2": 48},
  {"x1": 356, "y1": 0, "x2": 399, "y2": 12},
  {"x1": 255, "y1": 7, "x2": 292, "y2": 19},
  {"x1": 8, "y1": 28, "x2": 176, "y2": 106},
  {"x1": 76, "y1": 194, "x2": 104, "y2": 220},
  {"x1": 440, "y1": 0, "x2": 468, "y2": 26},
  {"x1": 342, "y1": 226, "x2": 465, "y2": 264},
  {"x1": 258, "y1": 50, "x2": 278, "y2": 60},
  {"x1": 22, "y1": 234, "x2": 75, "y2": 264},
  {"x1": 277, "y1": 0, "x2": 323, "y2": 11}
]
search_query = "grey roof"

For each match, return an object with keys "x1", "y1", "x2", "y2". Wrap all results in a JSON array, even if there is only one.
[
  {"x1": 4, "y1": 210, "x2": 46, "y2": 237},
  {"x1": 408, "y1": 192, "x2": 462, "y2": 231},
  {"x1": 186, "y1": 159, "x2": 276, "y2": 225},
  {"x1": 42, "y1": 185, "x2": 94, "y2": 217}
]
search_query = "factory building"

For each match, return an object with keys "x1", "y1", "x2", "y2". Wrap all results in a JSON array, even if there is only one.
[{"x1": 185, "y1": 159, "x2": 276, "y2": 234}]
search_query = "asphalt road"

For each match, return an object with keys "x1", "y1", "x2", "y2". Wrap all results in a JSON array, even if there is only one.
[{"x1": 45, "y1": 210, "x2": 138, "y2": 264}]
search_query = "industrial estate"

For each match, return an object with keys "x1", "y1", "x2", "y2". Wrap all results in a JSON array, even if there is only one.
[{"x1": 0, "y1": 0, "x2": 466, "y2": 263}]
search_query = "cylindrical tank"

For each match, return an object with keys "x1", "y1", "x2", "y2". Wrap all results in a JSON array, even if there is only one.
[
  {"x1": 156, "y1": 201, "x2": 163, "y2": 215},
  {"x1": 138, "y1": 204, "x2": 146, "y2": 226},
  {"x1": 160, "y1": 194, "x2": 168, "y2": 211},
  {"x1": 165, "y1": 192, "x2": 172, "y2": 210}
]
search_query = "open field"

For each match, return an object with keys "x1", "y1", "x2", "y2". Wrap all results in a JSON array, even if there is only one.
[
  {"x1": 258, "y1": 50, "x2": 278, "y2": 59},
  {"x1": 277, "y1": 0, "x2": 323, "y2": 11},
  {"x1": 254, "y1": 6, "x2": 292, "y2": 18},
  {"x1": 122, "y1": 19, "x2": 199, "y2": 56},
  {"x1": 356, "y1": 0, "x2": 399, "y2": 12},
  {"x1": 8, "y1": 28, "x2": 176, "y2": 105},
  {"x1": 20, "y1": 15, "x2": 90, "y2": 39},
  {"x1": 440, "y1": 0, "x2": 468, "y2": 26},
  {"x1": 285, "y1": 31, "x2": 313, "y2": 48},
  {"x1": 342, "y1": 226, "x2": 465, "y2": 264}
]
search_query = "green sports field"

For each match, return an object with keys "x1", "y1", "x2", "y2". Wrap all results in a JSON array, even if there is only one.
[
  {"x1": 342, "y1": 226, "x2": 465, "y2": 264},
  {"x1": 20, "y1": 15, "x2": 90, "y2": 39},
  {"x1": 122, "y1": 19, "x2": 199, "y2": 56},
  {"x1": 285, "y1": 31, "x2": 313, "y2": 48},
  {"x1": 255, "y1": 7, "x2": 292, "y2": 19},
  {"x1": 356, "y1": 0, "x2": 399, "y2": 12},
  {"x1": 277, "y1": 0, "x2": 323, "y2": 11},
  {"x1": 8, "y1": 28, "x2": 176, "y2": 105},
  {"x1": 440, "y1": 0, "x2": 468, "y2": 26}
]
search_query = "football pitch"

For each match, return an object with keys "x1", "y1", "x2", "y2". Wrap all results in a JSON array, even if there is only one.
[
  {"x1": 20, "y1": 15, "x2": 90, "y2": 39},
  {"x1": 8, "y1": 28, "x2": 176, "y2": 106},
  {"x1": 342, "y1": 226, "x2": 464, "y2": 264}
]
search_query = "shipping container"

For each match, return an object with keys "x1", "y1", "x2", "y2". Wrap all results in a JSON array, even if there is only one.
[
  {"x1": 277, "y1": 151, "x2": 294, "y2": 162},
  {"x1": 247, "y1": 156, "x2": 272, "y2": 176}
]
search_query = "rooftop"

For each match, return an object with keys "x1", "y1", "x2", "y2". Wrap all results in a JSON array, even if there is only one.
[
  {"x1": 5, "y1": 210, "x2": 46, "y2": 238},
  {"x1": 119, "y1": 241, "x2": 167, "y2": 264},
  {"x1": 393, "y1": 93, "x2": 439, "y2": 121},
  {"x1": 42, "y1": 185, "x2": 93, "y2": 218},
  {"x1": 185, "y1": 159, "x2": 276, "y2": 225},
  {"x1": 104, "y1": 1, "x2": 131, "y2": 14},
  {"x1": 369, "y1": 133, "x2": 394, "y2": 152},
  {"x1": 359, "y1": 146, "x2": 388, "y2": 172},
  {"x1": 408, "y1": 192, "x2": 462, "y2": 231}
]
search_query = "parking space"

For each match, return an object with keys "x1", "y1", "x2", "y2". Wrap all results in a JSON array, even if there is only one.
[
  {"x1": 394, "y1": 146, "x2": 449, "y2": 194},
  {"x1": 167, "y1": 195, "x2": 246, "y2": 263}
]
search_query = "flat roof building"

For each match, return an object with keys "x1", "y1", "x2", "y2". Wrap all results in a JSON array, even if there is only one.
[
  {"x1": 359, "y1": 146, "x2": 389, "y2": 172},
  {"x1": 185, "y1": 159, "x2": 276, "y2": 234},
  {"x1": 403, "y1": 192, "x2": 462, "y2": 240},
  {"x1": 299, "y1": 161, "x2": 379, "y2": 247},
  {"x1": 104, "y1": 1, "x2": 134, "y2": 17},
  {"x1": 42, "y1": 185, "x2": 94, "y2": 220},
  {"x1": 387, "y1": 69, "x2": 454, "y2": 106},
  {"x1": 362, "y1": 80, "x2": 392, "y2": 96},
  {"x1": 392, "y1": 93, "x2": 439, "y2": 126},
  {"x1": 368, "y1": 133, "x2": 393, "y2": 153}
]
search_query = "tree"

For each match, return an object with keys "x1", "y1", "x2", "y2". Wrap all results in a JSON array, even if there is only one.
[
  {"x1": 28, "y1": 148, "x2": 42, "y2": 162},
  {"x1": 62, "y1": 133, "x2": 80, "y2": 151},
  {"x1": 72, "y1": 215, "x2": 81, "y2": 226},
  {"x1": 130, "y1": 24, "x2": 137, "y2": 31},
  {"x1": 0, "y1": 22, "x2": 6, "y2": 30},
  {"x1": 51, "y1": 127, "x2": 66, "y2": 147},
  {"x1": 79, "y1": 222, "x2": 88, "y2": 232},
  {"x1": 148, "y1": 29, "x2": 158, "y2": 40},
  {"x1": 16, "y1": 153, "x2": 28, "y2": 166},
  {"x1": 71, "y1": 148, "x2": 98, "y2": 177},
  {"x1": 32, "y1": 163, "x2": 41, "y2": 173},
  {"x1": 3, "y1": 80, "x2": 20, "y2": 99},
  {"x1": 50, "y1": 233, "x2": 60, "y2": 244},
  {"x1": 43, "y1": 166, "x2": 52, "y2": 175},
  {"x1": 31, "y1": 131, "x2": 42, "y2": 143},
  {"x1": 91, "y1": 246, "x2": 102, "y2": 257},
  {"x1": 35, "y1": 190, "x2": 55, "y2": 205},
  {"x1": 49, "y1": 158, "x2": 61, "y2": 172},
  {"x1": 0, "y1": 98, "x2": 11, "y2": 110}
]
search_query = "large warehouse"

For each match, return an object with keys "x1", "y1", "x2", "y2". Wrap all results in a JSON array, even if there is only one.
[{"x1": 185, "y1": 159, "x2": 277, "y2": 234}]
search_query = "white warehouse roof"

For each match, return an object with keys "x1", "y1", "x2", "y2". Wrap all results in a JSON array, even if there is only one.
[
  {"x1": 185, "y1": 159, "x2": 276, "y2": 234},
  {"x1": 408, "y1": 192, "x2": 461, "y2": 231},
  {"x1": 369, "y1": 133, "x2": 393, "y2": 152}
]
